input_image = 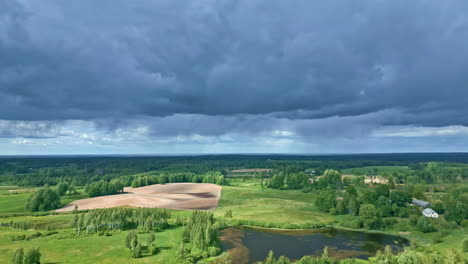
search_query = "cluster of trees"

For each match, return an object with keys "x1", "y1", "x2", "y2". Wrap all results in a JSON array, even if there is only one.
[
  {"x1": 440, "y1": 186, "x2": 468, "y2": 224},
  {"x1": 55, "y1": 182, "x2": 77, "y2": 196},
  {"x1": 25, "y1": 187, "x2": 61, "y2": 212},
  {"x1": 258, "y1": 246, "x2": 467, "y2": 264},
  {"x1": 124, "y1": 231, "x2": 158, "y2": 258},
  {"x1": 371, "y1": 245, "x2": 466, "y2": 264},
  {"x1": 258, "y1": 248, "x2": 356, "y2": 264},
  {"x1": 179, "y1": 211, "x2": 220, "y2": 263},
  {"x1": 71, "y1": 208, "x2": 171, "y2": 234},
  {"x1": 12, "y1": 248, "x2": 41, "y2": 264},
  {"x1": 125, "y1": 231, "x2": 143, "y2": 258},
  {"x1": 264, "y1": 169, "x2": 358, "y2": 191},
  {"x1": 265, "y1": 172, "x2": 309, "y2": 189},
  {"x1": 1, "y1": 221, "x2": 31, "y2": 230},
  {"x1": 83, "y1": 179, "x2": 124, "y2": 197},
  {"x1": 130, "y1": 172, "x2": 228, "y2": 188},
  {"x1": 315, "y1": 181, "x2": 414, "y2": 230}
]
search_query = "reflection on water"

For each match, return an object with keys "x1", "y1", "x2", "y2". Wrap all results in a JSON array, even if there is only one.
[{"x1": 220, "y1": 226, "x2": 409, "y2": 264}]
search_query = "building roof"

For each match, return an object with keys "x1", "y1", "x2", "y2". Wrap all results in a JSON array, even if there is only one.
[
  {"x1": 412, "y1": 199, "x2": 431, "y2": 207},
  {"x1": 422, "y1": 208, "x2": 436, "y2": 214}
]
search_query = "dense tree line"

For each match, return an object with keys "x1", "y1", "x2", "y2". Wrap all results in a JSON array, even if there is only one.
[
  {"x1": 3, "y1": 156, "x2": 467, "y2": 190},
  {"x1": 83, "y1": 179, "x2": 124, "y2": 197},
  {"x1": 265, "y1": 171, "x2": 309, "y2": 189},
  {"x1": 71, "y1": 208, "x2": 171, "y2": 234},
  {"x1": 130, "y1": 171, "x2": 228, "y2": 188}
]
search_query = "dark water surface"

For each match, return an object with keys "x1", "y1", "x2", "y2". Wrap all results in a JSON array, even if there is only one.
[{"x1": 220, "y1": 226, "x2": 409, "y2": 264}]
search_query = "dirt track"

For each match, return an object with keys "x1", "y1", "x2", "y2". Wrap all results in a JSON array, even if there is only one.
[{"x1": 56, "y1": 183, "x2": 222, "y2": 212}]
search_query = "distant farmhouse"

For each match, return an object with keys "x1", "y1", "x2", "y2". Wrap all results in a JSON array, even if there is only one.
[
  {"x1": 412, "y1": 199, "x2": 431, "y2": 208},
  {"x1": 364, "y1": 176, "x2": 388, "y2": 184},
  {"x1": 422, "y1": 208, "x2": 439, "y2": 218}
]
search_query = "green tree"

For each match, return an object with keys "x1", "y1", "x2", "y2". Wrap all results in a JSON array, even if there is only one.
[
  {"x1": 269, "y1": 174, "x2": 285, "y2": 189},
  {"x1": 374, "y1": 185, "x2": 390, "y2": 198},
  {"x1": 148, "y1": 232, "x2": 156, "y2": 245},
  {"x1": 345, "y1": 186, "x2": 358, "y2": 197},
  {"x1": 23, "y1": 247, "x2": 41, "y2": 264},
  {"x1": 149, "y1": 243, "x2": 158, "y2": 255},
  {"x1": 26, "y1": 188, "x2": 61, "y2": 212},
  {"x1": 125, "y1": 231, "x2": 138, "y2": 249},
  {"x1": 78, "y1": 214, "x2": 84, "y2": 235},
  {"x1": 12, "y1": 248, "x2": 24, "y2": 264},
  {"x1": 131, "y1": 241, "x2": 142, "y2": 258},
  {"x1": 359, "y1": 204, "x2": 382, "y2": 229},
  {"x1": 56, "y1": 182, "x2": 69, "y2": 196},
  {"x1": 389, "y1": 191, "x2": 412, "y2": 207},
  {"x1": 432, "y1": 201, "x2": 445, "y2": 214},
  {"x1": 416, "y1": 216, "x2": 436, "y2": 233},
  {"x1": 72, "y1": 213, "x2": 79, "y2": 230},
  {"x1": 388, "y1": 176, "x2": 396, "y2": 189},
  {"x1": 463, "y1": 237, "x2": 468, "y2": 252},
  {"x1": 445, "y1": 201, "x2": 467, "y2": 224},
  {"x1": 315, "y1": 190, "x2": 336, "y2": 212},
  {"x1": 348, "y1": 197, "x2": 360, "y2": 216},
  {"x1": 321, "y1": 169, "x2": 342, "y2": 189}
]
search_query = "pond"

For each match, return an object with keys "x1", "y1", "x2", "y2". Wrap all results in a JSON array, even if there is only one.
[{"x1": 220, "y1": 226, "x2": 409, "y2": 264}]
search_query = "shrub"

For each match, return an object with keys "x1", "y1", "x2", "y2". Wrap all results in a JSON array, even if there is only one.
[
  {"x1": 149, "y1": 243, "x2": 159, "y2": 255},
  {"x1": 463, "y1": 238, "x2": 468, "y2": 252},
  {"x1": 417, "y1": 216, "x2": 436, "y2": 233},
  {"x1": 461, "y1": 219, "x2": 468, "y2": 228},
  {"x1": 384, "y1": 217, "x2": 398, "y2": 227},
  {"x1": 409, "y1": 215, "x2": 419, "y2": 226}
]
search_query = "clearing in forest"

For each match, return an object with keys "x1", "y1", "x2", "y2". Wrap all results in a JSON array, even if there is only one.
[{"x1": 56, "y1": 183, "x2": 222, "y2": 212}]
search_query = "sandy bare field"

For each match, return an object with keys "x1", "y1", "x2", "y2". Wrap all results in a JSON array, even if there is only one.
[{"x1": 56, "y1": 183, "x2": 222, "y2": 212}]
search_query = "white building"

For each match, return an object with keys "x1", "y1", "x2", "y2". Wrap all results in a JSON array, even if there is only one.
[{"x1": 422, "y1": 208, "x2": 438, "y2": 218}]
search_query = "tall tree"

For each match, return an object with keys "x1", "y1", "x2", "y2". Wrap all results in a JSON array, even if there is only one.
[{"x1": 12, "y1": 248, "x2": 24, "y2": 264}]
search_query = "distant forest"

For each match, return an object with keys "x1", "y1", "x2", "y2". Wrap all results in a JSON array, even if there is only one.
[{"x1": 1, "y1": 153, "x2": 468, "y2": 187}]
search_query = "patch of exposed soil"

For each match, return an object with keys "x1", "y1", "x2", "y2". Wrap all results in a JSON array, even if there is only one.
[{"x1": 56, "y1": 183, "x2": 222, "y2": 212}]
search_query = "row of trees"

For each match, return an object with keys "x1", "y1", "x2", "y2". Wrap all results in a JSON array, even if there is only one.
[
  {"x1": 258, "y1": 246, "x2": 466, "y2": 264},
  {"x1": 71, "y1": 208, "x2": 171, "y2": 234},
  {"x1": 130, "y1": 172, "x2": 228, "y2": 188},
  {"x1": 372, "y1": 245, "x2": 466, "y2": 264},
  {"x1": 264, "y1": 169, "x2": 348, "y2": 191},
  {"x1": 258, "y1": 248, "x2": 355, "y2": 264},
  {"x1": 83, "y1": 179, "x2": 124, "y2": 197}
]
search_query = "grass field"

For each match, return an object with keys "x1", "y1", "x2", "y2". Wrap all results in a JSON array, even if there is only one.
[
  {"x1": 0, "y1": 226, "x2": 183, "y2": 264},
  {"x1": 215, "y1": 181, "x2": 334, "y2": 226},
  {"x1": 0, "y1": 192, "x2": 30, "y2": 214}
]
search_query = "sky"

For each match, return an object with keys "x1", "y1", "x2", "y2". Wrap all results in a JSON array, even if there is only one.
[{"x1": 1, "y1": 0, "x2": 468, "y2": 155}]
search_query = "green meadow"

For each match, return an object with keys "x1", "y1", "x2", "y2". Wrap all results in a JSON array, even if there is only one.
[{"x1": 0, "y1": 177, "x2": 466, "y2": 263}]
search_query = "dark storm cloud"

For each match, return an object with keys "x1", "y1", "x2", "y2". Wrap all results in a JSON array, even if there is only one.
[{"x1": 1, "y1": 0, "x2": 468, "y2": 129}]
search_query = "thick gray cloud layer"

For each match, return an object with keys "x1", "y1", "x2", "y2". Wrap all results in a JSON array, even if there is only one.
[{"x1": 1, "y1": 0, "x2": 468, "y2": 153}]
